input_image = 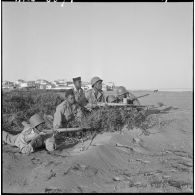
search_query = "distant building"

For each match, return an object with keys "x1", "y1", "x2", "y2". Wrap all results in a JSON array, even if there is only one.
[
  {"x1": 16, "y1": 79, "x2": 25, "y2": 83},
  {"x1": 15, "y1": 79, "x2": 26, "y2": 86},
  {"x1": 35, "y1": 79, "x2": 50, "y2": 85},
  {"x1": 39, "y1": 84, "x2": 46, "y2": 89},
  {"x1": 19, "y1": 82, "x2": 28, "y2": 88},
  {"x1": 27, "y1": 81, "x2": 36, "y2": 87},
  {"x1": 46, "y1": 84, "x2": 54, "y2": 89},
  {"x1": 67, "y1": 83, "x2": 74, "y2": 88},
  {"x1": 2, "y1": 81, "x2": 15, "y2": 89},
  {"x1": 82, "y1": 81, "x2": 90, "y2": 86},
  {"x1": 52, "y1": 79, "x2": 67, "y2": 87},
  {"x1": 66, "y1": 81, "x2": 73, "y2": 86}
]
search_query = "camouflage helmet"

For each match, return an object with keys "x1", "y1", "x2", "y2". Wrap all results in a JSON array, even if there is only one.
[
  {"x1": 91, "y1": 76, "x2": 103, "y2": 87},
  {"x1": 106, "y1": 95, "x2": 117, "y2": 103},
  {"x1": 116, "y1": 86, "x2": 129, "y2": 96}
]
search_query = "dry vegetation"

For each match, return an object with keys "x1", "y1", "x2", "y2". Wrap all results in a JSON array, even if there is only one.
[
  {"x1": 3, "y1": 89, "x2": 157, "y2": 136},
  {"x1": 3, "y1": 90, "x2": 64, "y2": 132}
]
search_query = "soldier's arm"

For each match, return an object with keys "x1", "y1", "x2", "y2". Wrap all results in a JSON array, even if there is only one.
[
  {"x1": 128, "y1": 92, "x2": 140, "y2": 105},
  {"x1": 20, "y1": 144, "x2": 34, "y2": 154},
  {"x1": 75, "y1": 106, "x2": 83, "y2": 121},
  {"x1": 80, "y1": 90, "x2": 88, "y2": 107},
  {"x1": 102, "y1": 93, "x2": 106, "y2": 103},
  {"x1": 22, "y1": 127, "x2": 40, "y2": 143},
  {"x1": 85, "y1": 102, "x2": 96, "y2": 110},
  {"x1": 21, "y1": 135, "x2": 43, "y2": 154},
  {"x1": 53, "y1": 106, "x2": 64, "y2": 129},
  {"x1": 84, "y1": 91, "x2": 98, "y2": 109},
  {"x1": 24, "y1": 131, "x2": 40, "y2": 143},
  {"x1": 64, "y1": 111, "x2": 74, "y2": 122},
  {"x1": 84, "y1": 91, "x2": 93, "y2": 109}
]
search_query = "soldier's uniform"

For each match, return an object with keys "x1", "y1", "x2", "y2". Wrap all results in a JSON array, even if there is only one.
[
  {"x1": 72, "y1": 77, "x2": 87, "y2": 107},
  {"x1": 85, "y1": 88, "x2": 105, "y2": 108},
  {"x1": 116, "y1": 86, "x2": 140, "y2": 105},
  {"x1": 106, "y1": 95, "x2": 117, "y2": 103},
  {"x1": 3, "y1": 127, "x2": 41, "y2": 154},
  {"x1": 73, "y1": 87, "x2": 87, "y2": 107},
  {"x1": 84, "y1": 76, "x2": 105, "y2": 109},
  {"x1": 2, "y1": 114, "x2": 47, "y2": 154},
  {"x1": 53, "y1": 99, "x2": 83, "y2": 129},
  {"x1": 3, "y1": 114, "x2": 57, "y2": 153}
]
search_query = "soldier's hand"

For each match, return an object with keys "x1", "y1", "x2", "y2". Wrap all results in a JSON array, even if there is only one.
[
  {"x1": 30, "y1": 135, "x2": 43, "y2": 149},
  {"x1": 67, "y1": 113, "x2": 74, "y2": 121},
  {"x1": 98, "y1": 103, "x2": 106, "y2": 107},
  {"x1": 86, "y1": 107, "x2": 92, "y2": 112},
  {"x1": 53, "y1": 129, "x2": 59, "y2": 138}
]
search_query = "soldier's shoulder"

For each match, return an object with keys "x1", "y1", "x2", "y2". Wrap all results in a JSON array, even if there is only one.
[
  {"x1": 21, "y1": 126, "x2": 33, "y2": 135},
  {"x1": 56, "y1": 100, "x2": 67, "y2": 110},
  {"x1": 85, "y1": 89, "x2": 93, "y2": 97},
  {"x1": 73, "y1": 102, "x2": 81, "y2": 109},
  {"x1": 100, "y1": 89, "x2": 104, "y2": 94}
]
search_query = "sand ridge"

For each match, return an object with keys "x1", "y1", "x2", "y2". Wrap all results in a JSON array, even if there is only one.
[{"x1": 2, "y1": 91, "x2": 193, "y2": 193}]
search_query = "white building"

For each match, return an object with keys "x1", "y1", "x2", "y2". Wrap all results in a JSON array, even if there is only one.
[
  {"x1": 19, "y1": 82, "x2": 28, "y2": 88},
  {"x1": 52, "y1": 79, "x2": 67, "y2": 87},
  {"x1": 83, "y1": 84, "x2": 92, "y2": 91},
  {"x1": 36, "y1": 79, "x2": 49, "y2": 85},
  {"x1": 2, "y1": 81, "x2": 15, "y2": 89},
  {"x1": 15, "y1": 79, "x2": 26, "y2": 85}
]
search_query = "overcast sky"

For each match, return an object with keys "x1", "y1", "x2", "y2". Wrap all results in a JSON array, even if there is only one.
[{"x1": 2, "y1": 2, "x2": 193, "y2": 90}]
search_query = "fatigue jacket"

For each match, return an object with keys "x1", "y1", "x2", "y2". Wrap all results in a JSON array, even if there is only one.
[
  {"x1": 73, "y1": 87, "x2": 87, "y2": 107},
  {"x1": 53, "y1": 100, "x2": 83, "y2": 129},
  {"x1": 116, "y1": 92, "x2": 140, "y2": 105},
  {"x1": 14, "y1": 125, "x2": 40, "y2": 153},
  {"x1": 85, "y1": 88, "x2": 105, "y2": 108}
]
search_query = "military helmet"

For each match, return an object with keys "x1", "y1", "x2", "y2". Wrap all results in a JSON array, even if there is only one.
[
  {"x1": 106, "y1": 95, "x2": 117, "y2": 103},
  {"x1": 91, "y1": 76, "x2": 103, "y2": 87},
  {"x1": 29, "y1": 114, "x2": 45, "y2": 128},
  {"x1": 116, "y1": 86, "x2": 129, "y2": 96}
]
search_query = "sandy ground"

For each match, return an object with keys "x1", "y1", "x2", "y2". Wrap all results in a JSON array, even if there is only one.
[{"x1": 2, "y1": 91, "x2": 193, "y2": 193}]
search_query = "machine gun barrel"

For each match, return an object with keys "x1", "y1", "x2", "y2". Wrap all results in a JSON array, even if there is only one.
[
  {"x1": 97, "y1": 103, "x2": 148, "y2": 107},
  {"x1": 131, "y1": 93, "x2": 150, "y2": 101},
  {"x1": 41, "y1": 127, "x2": 91, "y2": 135}
]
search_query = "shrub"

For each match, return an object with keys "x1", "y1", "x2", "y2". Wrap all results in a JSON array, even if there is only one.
[
  {"x1": 3, "y1": 89, "x2": 156, "y2": 137},
  {"x1": 3, "y1": 90, "x2": 64, "y2": 132}
]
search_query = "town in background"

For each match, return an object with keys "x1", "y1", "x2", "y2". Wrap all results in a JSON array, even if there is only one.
[{"x1": 2, "y1": 79, "x2": 115, "y2": 92}]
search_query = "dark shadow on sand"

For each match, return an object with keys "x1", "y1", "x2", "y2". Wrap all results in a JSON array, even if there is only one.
[
  {"x1": 55, "y1": 141, "x2": 79, "y2": 151},
  {"x1": 145, "y1": 106, "x2": 179, "y2": 117}
]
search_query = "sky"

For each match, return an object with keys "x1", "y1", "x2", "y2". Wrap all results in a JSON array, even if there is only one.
[{"x1": 2, "y1": 2, "x2": 193, "y2": 90}]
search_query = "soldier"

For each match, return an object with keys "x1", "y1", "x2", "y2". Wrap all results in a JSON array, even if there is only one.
[
  {"x1": 53, "y1": 89, "x2": 83, "y2": 129},
  {"x1": 2, "y1": 114, "x2": 56, "y2": 154},
  {"x1": 85, "y1": 76, "x2": 106, "y2": 109},
  {"x1": 106, "y1": 95, "x2": 117, "y2": 103},
  {"x1": 72, "y1": 76, "x2": 87, "y2": 107},
  {"x1": 116, "y1": 86, "x2": 140, "y2": 105}
]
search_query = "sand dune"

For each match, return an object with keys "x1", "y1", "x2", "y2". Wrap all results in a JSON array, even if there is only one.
[{"x1": 3, "y1": 91, "x2": 193, "y2": 193}]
